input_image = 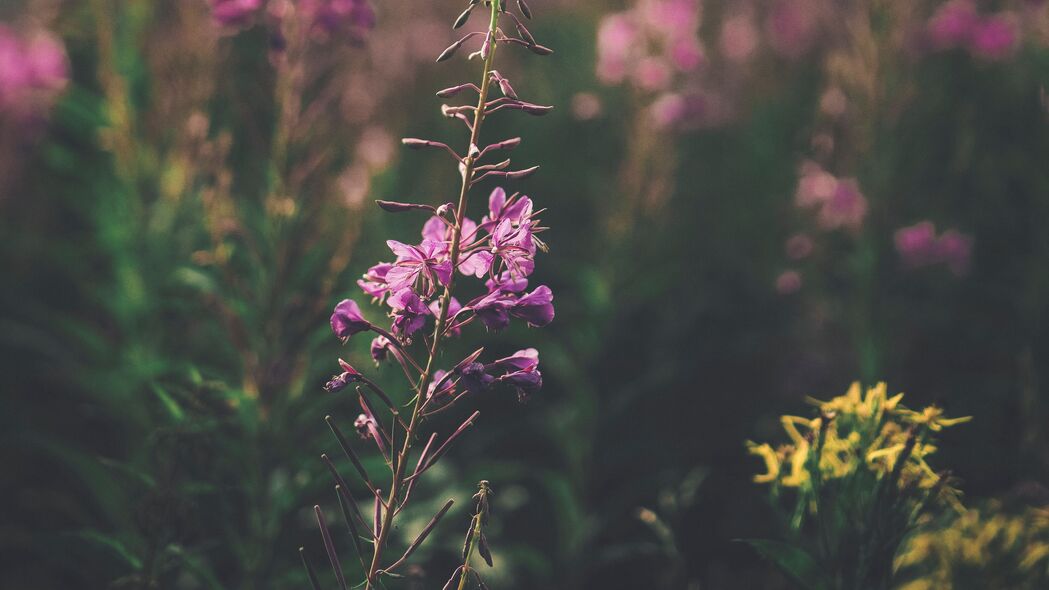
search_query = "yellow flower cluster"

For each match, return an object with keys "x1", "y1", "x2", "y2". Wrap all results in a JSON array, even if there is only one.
[
  {"x1": 747, "y1": 382, "x2": 969, "y2": 505},
  {"x1": 895, "y1": 501, "x2": 1049, "y2": 590}
]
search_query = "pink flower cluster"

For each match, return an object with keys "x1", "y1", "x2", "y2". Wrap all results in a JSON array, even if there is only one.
[
  {"x1": 794, "y1": 161, "x2": 868, "y2": 232},
  {"x1": 764, "y1": 0, "x2": 821, "y2": 59},
  {"x1": 208, "y1": 0, "x2": 375, "y2": 40},
  {"x1": 926, "y1": 0, "x2": 1018, "y2": 60},
  {"x1": 595, "y1": 0, "x2": 704, "y2": 89},
  {"x1": 0, "y1": 25, "x2": 68, "y2": 122},
  {"x1": 894, "y1": 221, "x2": 972, "y2": 276},
  {"x1": 329, "y1": 187, "x2": 554, "y2": 404}
]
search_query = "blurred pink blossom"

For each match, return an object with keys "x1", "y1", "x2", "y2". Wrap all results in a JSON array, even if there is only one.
[
  {"x1": 927, "y1": 0, "x2": 978, "y2": 49},
  {"x1": 894, "y1": 221, "x2": 972, "y2": 276},
  {"x1": 639, "y1": 0, "x2": 700, "y2": 36},
  {"x1": 596, "y1": 14, "x2": 638, "y2": 84},
  {"x1": 794, "y1": 160, "x2": 837, "y2": 208},
  {"x1": 633, "y1": 57, "x2": 672, "y2": 91},
  {"x1": 775, "y1": 270, "x2": 803, "y2": 294},
  {"x1": 969, "y1": 15, "x2": 1017, "y2": 60},
  {"x1": 648, "y1": 92, "x2": 687, "y2": 128},
  {"x1": 765, "y1": 0, "x2": 819, "y2": 59},
  {"x1": 786, "y1": 233, "x2": 814, "y2": 260},
  {"x1": 300, "y1": 0, "x2": 376, "y2": 39},
  {"x1": 795, "y1": 162, "x2": 867, "y2": 231},
  {"x1": 0, "y1": 26, "x2": 68, "y2": 121},
  {"x1": 208, "y1": 0, "x2": 263, "y2": 27},
  {"x1": 817, "y1": 178, "x2": 867, "y2": 231},
  {"x1": 571, "y1": 92, "x2": 603, "y2": 120},
  {"x1": 669, "y1": 37, "x2": 704, "y2": 71},
  {"x1": 936, "y1": 229, "x2": 973, "y2": 276},
  {"x1": 720, "y1": 12, "x2": 759, "y2": 63},
  {"x1": 894, "y1": 221, "x2": 939, "y2": 267},
  {"x1": 819, "y1": 87, "x2": 847, "y2": 118}
]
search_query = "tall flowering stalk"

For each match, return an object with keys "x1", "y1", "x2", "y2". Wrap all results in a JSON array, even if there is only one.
[{"x1": 303, "y1": 0, "x2": 554, "y2": 587}]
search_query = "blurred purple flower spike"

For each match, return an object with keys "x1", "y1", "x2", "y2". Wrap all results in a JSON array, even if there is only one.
[{"x1": 208, "y1": 0, "x2": 263, "y2": 27}]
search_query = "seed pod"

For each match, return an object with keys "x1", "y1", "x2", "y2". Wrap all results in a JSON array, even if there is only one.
[
  {"x1": 437, "y1": 33, "x2": 479, "y2": 62},
  {"x1": 461, "y1": 517, "x2": 476, "y2": 559},
  {"x1": 529, "y1": 43, "x2": 554, "y2": 56},
  {"x1": 515, "y1": 22, "x2": 536, "y2": 46},
  {"x1": 335, "y1": 485, "x2": 367, "y2": 559},
  {"x1": 373, "y1": 489, "x2": 383, "y2": 538},
  {"x1": 375, "y1": 200, "x2": 437, "y2": 213},
  {"x1": 517, "y1": 0, "x2": 532, "y2": 19},
  {"x1": 314, "y1": 505, "x2": 348, "y2": 590},
  {"x1": 494, "y1": 74, "x2": 518, "y2": 99},
  {"x1": 518, "y1": 103, "x2": 553, "y2": 115},
  {"x1": 478, "y1": 530, "x2": 494, "y2": 567},
  {"x1": 480, "y1": 31, "x2": 493, "y2": 60},
  {"x1": 505, "y1": 166, "x2": 540, "y2": 179},
  {"x1": 436, "y1": 83, "x2": 479, "y2": 98}
]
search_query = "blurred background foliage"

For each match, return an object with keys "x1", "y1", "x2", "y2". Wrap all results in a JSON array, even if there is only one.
[{"x1": 1, "y1": 0, "x2": 1048, "y2": 588}]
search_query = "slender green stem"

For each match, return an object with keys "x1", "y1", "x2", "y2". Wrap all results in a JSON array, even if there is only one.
[{"x1": 364, "y1": 3, "x2": 502, "y2": 586}]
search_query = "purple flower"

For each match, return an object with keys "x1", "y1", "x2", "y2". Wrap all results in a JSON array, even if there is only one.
[
  {"x1": 490, "y1": 348, "x2": 542, "y2": 399},
  {"x1": 486, "y1": 271, "x2": 529, "y2": 294},
  {"x1": 371, "y1": 335, "x2": 390, "y2": 363},
  {"x1": 482, "y1": 187, "x2": 534, "y2": 229},
  {"x1": 490, "y1": 348, "x2": 539, "y2": 372},
  {"x1": 358, "y1": 262, "x2": 394, "y2": 302},
  {"x1": 429, "y1": 296, "x2": 463, "y2": 336},
  {"x1": 511, "y1": 285, "x2": 555, "y2": 327},
  {"x1": 386, "y1": 239, "x2": 453, "y2": 295},
  {"x1": 468, "y1": 290, "x2": 515, "y2": 331},
  {"x1": 388, "y1": 288, "x2": 430, "y2": 336},
  {"x1": 457, "y1": 361, "x2": 495, "y2": 394},
  {"x1": 331, "y1": 299, "x2": 371, "y2": 340},
  {"x1": 428, "y1": 369, "x2": 456, "y2": 400},
  {"x1": 324, "y1": 358, "x2": 363, "y2": 392},
  {"x1": 208, "y1": 0, "x2": 263, "y2": 27},
  {"x1": 489, "y1": 219, "x2": 536, "y2": 277},
  {"x1": 459, "y1": 249, "x2": 494, "y2": 278}
]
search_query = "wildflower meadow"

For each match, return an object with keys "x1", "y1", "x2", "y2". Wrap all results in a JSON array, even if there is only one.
[{"x1": 3, "y1": 0, "x2": 1049, "y2": 588}]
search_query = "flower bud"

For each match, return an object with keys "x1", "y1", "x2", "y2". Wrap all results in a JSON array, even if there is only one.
[{"x1": 453, "y1": 5, "x2": 474, "y2": 29}]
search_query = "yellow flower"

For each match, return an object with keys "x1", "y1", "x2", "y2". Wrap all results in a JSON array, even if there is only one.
[
  {"x1": 896, "y1": 405, "x2": 972, "y2": 431},
  {"x1": 746, "y1": 441, "x2": 780, "y2": 483},
  {"x1": 808, "y1": 381, "x2": 903, "y2": 421},
  {"x1": 781, "y1": 443, "x2": 810, "y2": 487}
]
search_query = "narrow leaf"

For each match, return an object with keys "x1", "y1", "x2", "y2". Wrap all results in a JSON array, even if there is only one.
[{"x1": 738, "y1": 539, "x2": 829, "y2": 590}]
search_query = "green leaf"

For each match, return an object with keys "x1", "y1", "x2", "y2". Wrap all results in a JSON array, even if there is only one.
[
  {"x1": 63, "y1": 531, "x2": 143, "y2": 570},
  {"x1": 150, "y1": 383, "x2": 185, "y2": 421},
  {"x1": 738, "y1": 539, "x2": 829, "y2": 590}
]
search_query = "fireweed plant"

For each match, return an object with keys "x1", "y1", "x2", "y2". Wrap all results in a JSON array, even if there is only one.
[
  {"x1": 300, "y1": 0, "x2": 555, "y2": 587},
  {"x1": 744, "y1": 382, "x2": 971, "y2": 590}
]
